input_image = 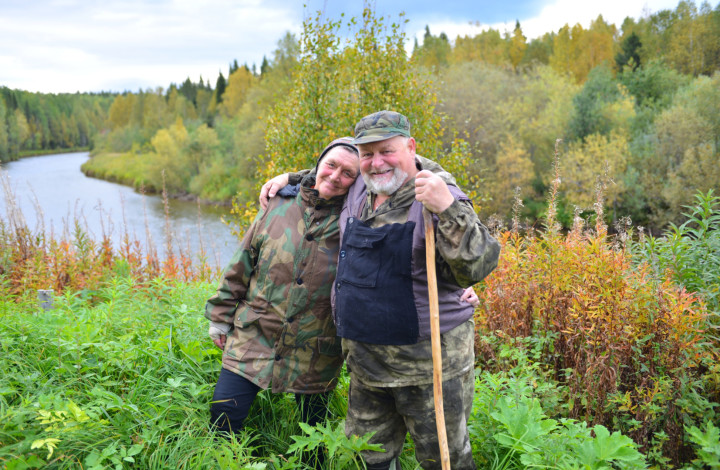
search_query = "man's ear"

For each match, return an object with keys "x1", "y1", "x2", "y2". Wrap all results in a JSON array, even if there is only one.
[{"x1": 407, "y1": 137, "x2": 417, "y2": 155}]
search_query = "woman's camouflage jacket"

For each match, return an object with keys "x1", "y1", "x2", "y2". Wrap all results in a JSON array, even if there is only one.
[{"x1": 205, "y1": 180, "x2": 344, "y2": 394}]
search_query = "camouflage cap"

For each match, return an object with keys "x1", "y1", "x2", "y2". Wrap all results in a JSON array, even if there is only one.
[{"x1": 353, "y1": 110, "x2": 411, "y2": 145}]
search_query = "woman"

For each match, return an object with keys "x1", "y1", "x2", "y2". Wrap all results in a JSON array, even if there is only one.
[{"x1": 205, "y1": 137, "x2": 360, "y2": 435}]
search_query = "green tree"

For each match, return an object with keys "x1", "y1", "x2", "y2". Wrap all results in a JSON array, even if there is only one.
[
  {"x1": 641, "y1": 73, "x2": 720, "y2": 225},
  {"x1": 615, "y1": 31, "x2": 642, "y2": 71},
  {"x1": 14, "y1": 108, "x2": 31, "y2": 151},
  {"x1": 413, "y1": 26, "x2": 452, "y2": 70},
  {"x1": 0, "y1": 97, "x2": 9, "y2": 161},
  {"x1": 437, "y1": 62, "x2": 521, "y2": 167},
  {"x1": 619, "y1": 59, "x2": 689, "y2": 108},
  {"x1": 214, "y1": 72, "x2": 227, "y2": 107},
  {"x1": 501, "y1": 64, "x2": 578, "y2": 177},
  {"x1": 568, "y1": 65, "x2": 635, "y2": 141},
  {"x1": 195, "y1": 88, "x2": 214, "y2": 124},
  {"x1": 522, "y1": 32, "x2": 554, "y2": 66},
  {"x1": 186, "y1": 123, "x2": 219, "y2": 176}
]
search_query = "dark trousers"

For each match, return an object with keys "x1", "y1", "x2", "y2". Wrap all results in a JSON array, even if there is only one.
[{"x1": 210, "y1": 368, "x2": 331, "y2": 434}]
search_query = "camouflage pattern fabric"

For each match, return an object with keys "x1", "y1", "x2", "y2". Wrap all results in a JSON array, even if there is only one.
[
  {"x1": 342, "y1": 317, "x2": 475, "y2": 388},
  {"x1": 352, "y1": 110, "x2": 412, "y2": 145},
  {"x1": 346, "y1": 364, "x2": 476, "y2": 469},
  {"x1": 205, "y1": 183, "x2": 344, "y2": 394}
]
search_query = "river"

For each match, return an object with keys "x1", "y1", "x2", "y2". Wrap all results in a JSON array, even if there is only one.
[{"x1": 0, "y1": 152, "x2": 240, "y2": 268}]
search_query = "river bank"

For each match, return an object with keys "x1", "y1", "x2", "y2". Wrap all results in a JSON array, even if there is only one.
[
  {"x1": 1, "y1": 152, "x2": 239, "y2": 265},
  {"x1": 81, "y1": 151, "x2": 239, "y2": 207},
  {"x1": 18, "y1": 146, "x2": 90, "y2": 158},
  {"x1": 81, "y1": 153, "x2": 233, "y2": 207}
]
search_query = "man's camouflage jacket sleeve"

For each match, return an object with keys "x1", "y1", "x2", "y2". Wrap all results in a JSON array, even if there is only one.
[
  {"x1": 204, "y1": 211, "x2": 264, "y2": 325},
  {"x1": 435, "y1": 199, "x2": 500, "y2": 288}
]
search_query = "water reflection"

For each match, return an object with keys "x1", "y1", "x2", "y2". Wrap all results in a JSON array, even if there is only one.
[{"x1": 0, "y1": 152, "x2": 240, "y2": 267}]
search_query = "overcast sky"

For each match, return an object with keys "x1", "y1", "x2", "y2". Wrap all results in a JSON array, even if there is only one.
[{"x1": 1, "y1": 0, "x2": 681, "y2": 94}]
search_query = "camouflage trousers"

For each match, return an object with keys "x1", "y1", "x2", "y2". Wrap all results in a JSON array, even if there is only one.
[{"x1": 345, "y1": 368, "x2": 476, "y2": 470}]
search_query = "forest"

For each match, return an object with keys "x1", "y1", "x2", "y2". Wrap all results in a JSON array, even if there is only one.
[
  {"x1": 1, "y1": 0, "x2": 719, "y2": 233},
  {"x1": 2, "y1": 1, "x2": 720, "y2": 468}
]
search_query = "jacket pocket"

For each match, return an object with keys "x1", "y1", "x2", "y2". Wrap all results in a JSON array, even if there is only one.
[
  {"x1": 233, "y1": 302, "x2": 264, "y2": 329},
  {"x1": 339, "y1": 227, "x2": 387, "y2": 288},
  {"x1": 317, "y1": 335, "x2": 342, "y2": 357}
]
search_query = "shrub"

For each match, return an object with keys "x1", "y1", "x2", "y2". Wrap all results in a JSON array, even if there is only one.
[
  {"x1": 634, "y1": 189, "x2": 720, "y2": 319},
  {"x1": 475, "y1": 145, "x2": 710, "y2": 466}
]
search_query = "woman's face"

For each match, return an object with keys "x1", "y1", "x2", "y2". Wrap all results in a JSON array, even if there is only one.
[{"x1": 314, "y1": 147, "x2": 359, "y2": 199}]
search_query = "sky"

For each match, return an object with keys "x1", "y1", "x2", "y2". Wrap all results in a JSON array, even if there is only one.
[{"x1": 0, "y1": 0, "x2": 682, "y2": 95}]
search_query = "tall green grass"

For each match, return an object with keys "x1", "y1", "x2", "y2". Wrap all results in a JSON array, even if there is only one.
[
  {"x1": 0, "y1": 275, "x2": 652, "y2": 469},
  {"x1": 0, "y1": 277, "x2": 377, "y2": 469}
]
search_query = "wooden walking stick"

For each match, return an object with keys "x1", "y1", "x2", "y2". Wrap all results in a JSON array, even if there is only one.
[{"x1": 423, "y1": 208, "x2": 451, "y2": 470}]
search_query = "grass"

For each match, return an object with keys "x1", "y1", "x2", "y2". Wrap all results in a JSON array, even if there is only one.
[{"x1": 0, "y1": 275, "x2": 654, "y2": 469}]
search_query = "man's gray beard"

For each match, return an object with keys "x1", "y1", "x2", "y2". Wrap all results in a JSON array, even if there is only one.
[{"x1": 361, "y1": 167, "x2": 408, "y2": 195}]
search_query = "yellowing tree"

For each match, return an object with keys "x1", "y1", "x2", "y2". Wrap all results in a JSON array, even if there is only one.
[
  {"x1": 14, "y1": 108, "x2": 31, "y2": 150},
  {"x1": 487, "y1": 137, "x2": 535, "y2": 216},
  {"x1": 664, "y1": 143, "x2": 720, "y2": 214},
  {"x1": 452, "y1": 28, "x2": 510, "y2": 66},
  {"x1": 644, "y1": 73, "x2": 720, "y2": 224},
  {"x1": 509, "y1": 21, "x2": 528, "y2": 69},
  {"x1": 107, "y1": 94, "x2": 135, "y2": 129},
  {"x1": 149, "y1": 118, "x2": 190, "y2": 193},
  {"x1": 666, "y1": 1, "x2": 718, "y2": 76},
  {"x1": 413, "y1": 26, "x2": 452, "y2": 70},
  {"x1": 141, "y1": 89, "x2": 170, "y2": 132},
  {"x1": 167, "y1": 88, "x2": 198, "y2": 122},
  {"x1": 219, "y1": 66, "x2": 256, "y2": 118},
  {"x1": 562, "y1": 132, "x2": 629, "y2": 210},
  {"x1": 550, "y1": 17, "x2": 617, "y2": 83},
  {"x1": 550, "y1": 25, "x2": 575, "y2": 78},
  {"x1": 577, "y1": 16, "x2": 617, "y2": 81},
  {"x1": 500, "y1": 65, "x2": 579, "y2": 175}
]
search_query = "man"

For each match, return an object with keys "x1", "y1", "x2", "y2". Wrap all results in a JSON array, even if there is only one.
[
  {"x1": 206, "y1": 138, "x2": 360, "y2": 447},
  {"x1": 263, "y1": 111, "x2": 500, "y2": 469}
]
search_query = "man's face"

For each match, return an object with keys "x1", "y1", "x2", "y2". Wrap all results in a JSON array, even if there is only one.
[
  {"x1": 314, "y1": 147, "x2": 359, "y2": 199},
  {"x1": 358, "y1": 136, "x2": 417, "y2": 195}
]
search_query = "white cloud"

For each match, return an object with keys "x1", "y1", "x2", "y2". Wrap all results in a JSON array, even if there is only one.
[
  {"x1": 418, "y1": 0, "x2": 681, "y2": 45},
  {"x1": 0, "y1": 0, "x2": 300, "y2": 93},
  {"x1": 0, "y1": 0, "x2": 687, "y2": 94}
]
